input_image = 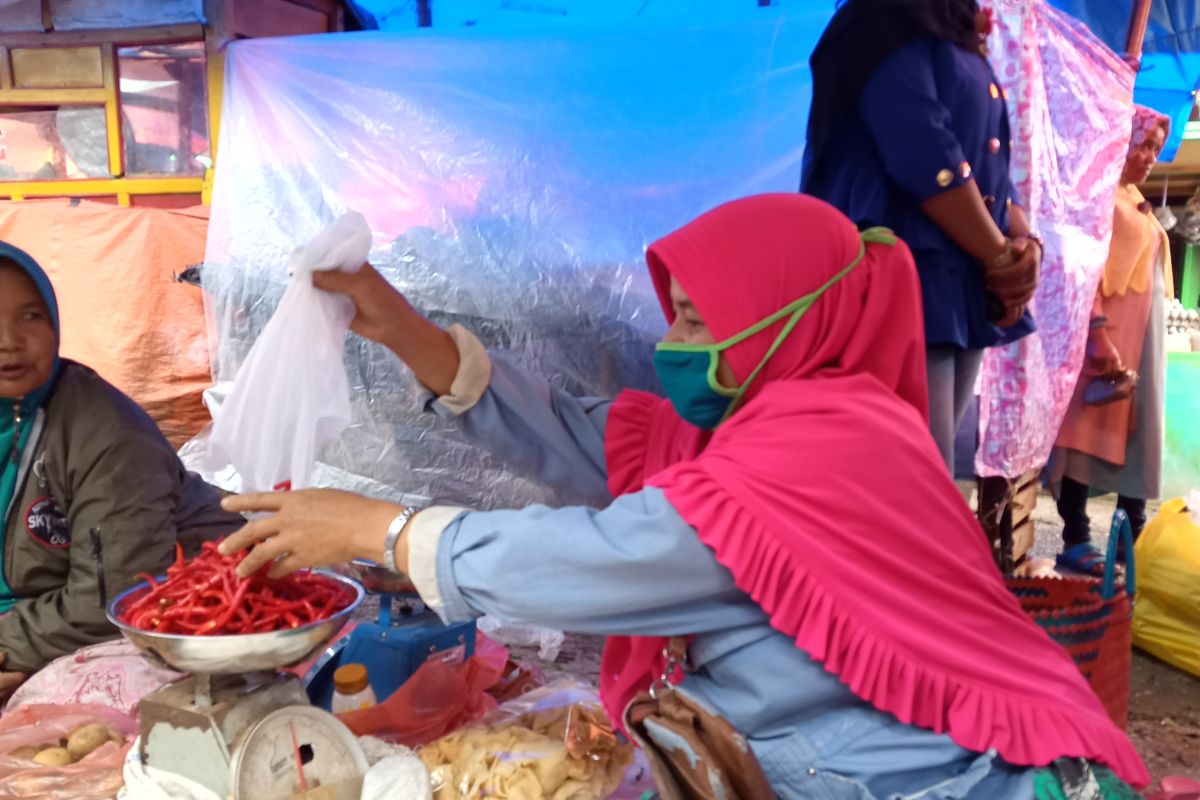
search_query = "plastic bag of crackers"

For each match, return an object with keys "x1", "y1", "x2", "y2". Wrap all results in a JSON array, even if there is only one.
[{"x1": 419, "y1": 680, "x2": 640, "y2": 800}]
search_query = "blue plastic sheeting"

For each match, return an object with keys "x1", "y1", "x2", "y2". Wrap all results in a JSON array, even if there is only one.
[
  {"x1": 345, "y1": 0, "x2": 814, "y2": 31},
  {"x1": 202, "y1": 12, "x2": 829, "y2": 508},
  {"x1": 1049, "y1": 0, "x2": 1200, "y2": 161}
]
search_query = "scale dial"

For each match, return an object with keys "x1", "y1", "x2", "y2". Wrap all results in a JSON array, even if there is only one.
[{"x1": 231, "y1": 706, "x2": 368, "y2": 800}]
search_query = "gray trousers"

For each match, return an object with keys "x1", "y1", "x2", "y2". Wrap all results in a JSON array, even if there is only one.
[{"x1": 926, "y1": 345, "x2": 984, "y2": 475}]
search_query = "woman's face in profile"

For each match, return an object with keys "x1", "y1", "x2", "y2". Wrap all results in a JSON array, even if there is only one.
[
  {"x1": 0, "y1": 265, "x2": 56, "y2": 399},
  {"x1": 1124, "y1": 125, "x2": 1166, "y2": 187}
]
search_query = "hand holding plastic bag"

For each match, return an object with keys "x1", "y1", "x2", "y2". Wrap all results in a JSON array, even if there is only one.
[{"x1": 210, "y1": 212, "x2": 372, "y2": 491}]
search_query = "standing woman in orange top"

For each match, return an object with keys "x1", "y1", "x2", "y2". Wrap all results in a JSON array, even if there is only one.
[{"x1": 1051, "y1": 106, "x2": 1172, "y2": 574}]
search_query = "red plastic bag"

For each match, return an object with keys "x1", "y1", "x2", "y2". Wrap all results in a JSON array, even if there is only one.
[
  {"x1": 337, "y1": 640, "x2": 508, "y2": 747},
  {"x1": 0, "y1": 703, "x2": 136, "y2": 799}
]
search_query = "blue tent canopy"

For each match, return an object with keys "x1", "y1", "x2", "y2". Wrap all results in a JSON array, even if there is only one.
[
  {"x1": 345, "y1": 1, "x2": 1200, "y2": 161},
  {"x1": 1049, "y1": 0, "x2": 1200, "y2": 161}
]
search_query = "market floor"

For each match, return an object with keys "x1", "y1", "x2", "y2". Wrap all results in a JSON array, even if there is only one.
[{"x1": 503, "y1": 491, "x2": 1200, "y2": 790}]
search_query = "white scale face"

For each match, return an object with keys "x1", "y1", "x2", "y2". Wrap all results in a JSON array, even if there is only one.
[{"x1": 231, "y1": 707, "x2": 368, "y2": 800}]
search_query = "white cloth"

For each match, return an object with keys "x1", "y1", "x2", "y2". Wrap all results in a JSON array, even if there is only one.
[{"x1": 119, "y1": 738, "x2": 222, "y2": 800}]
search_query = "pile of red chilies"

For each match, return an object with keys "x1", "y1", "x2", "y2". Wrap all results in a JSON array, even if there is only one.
[{"x1": 119, "y1": 541, "x2": 352, "y2": 635}]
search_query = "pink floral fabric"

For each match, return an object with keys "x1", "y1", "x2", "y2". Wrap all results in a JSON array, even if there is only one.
[
  {"x1": 4, "y1": 640, "x2": 183, "y2": 717},
  {"x1": 976, "y1": 0, "x2": 1136, "y2": 478}
]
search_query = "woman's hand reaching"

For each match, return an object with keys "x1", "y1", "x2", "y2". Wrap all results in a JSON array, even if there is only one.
[{"x1": 219, "y1": 490, "x2": 403, "y2": 579}]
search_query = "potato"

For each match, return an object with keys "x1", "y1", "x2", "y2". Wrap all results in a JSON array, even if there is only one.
[
  {"x1": 8, "y1": 745, "x2": 44, "y2": 761},
  {"x1": 66, "y1": 724, "x2": 111, "y2": 761},
  {"x1": 32, "y1": 747, "x2": 72, "y2": 767}
]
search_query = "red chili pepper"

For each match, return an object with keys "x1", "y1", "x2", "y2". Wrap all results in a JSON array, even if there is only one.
[{"x1": 118, "y1": 538, "x2": 352, "y2": 635}]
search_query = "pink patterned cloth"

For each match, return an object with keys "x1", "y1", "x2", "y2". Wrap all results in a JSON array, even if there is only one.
[
  {"x1": 4, "y1": 640, "x2": 183, "y2": 717},
  {"x1": 976, "y1": 0, "x2": 1136, "y2": 478}
]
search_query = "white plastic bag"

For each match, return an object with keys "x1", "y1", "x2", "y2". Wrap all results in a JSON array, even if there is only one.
[
  {"x1": 476, "y1": 616, "x2": 565, "y2": 662},
  {"x1": 361, "y1": 754, "x2": 432, "y2": 800},
  {"x1": 209, "y1": 212, "x2": 372, "y2": 491}
]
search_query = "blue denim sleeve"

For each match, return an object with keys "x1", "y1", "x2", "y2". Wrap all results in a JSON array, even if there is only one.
[
  {"x1": 427, "y1": 354, "x2": 613, "y2": 505},
  {"x1": 431, "y1": 486, "x2": 763, "y2": 636},
  {"x1": 859, "y1": 38, "x2": 971, "y2": 202}
]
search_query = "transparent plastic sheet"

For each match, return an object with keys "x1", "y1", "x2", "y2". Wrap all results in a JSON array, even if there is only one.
[
  {"x1": 196, "y1": 11, "x2": 827, "y2": 508},
  {"x1": 976, "y1": 0, "x2": 1136, "y2": 478},
  {"x1": 419, "y1": 679, "x2": 650, "y2": 800},
  {"x1": 0, "y1": 704, "x2": 136, "y2": 800},
  {"x1": 476, "y1": 616, "x2": 564, "y2": 662},
  {"x1": 347, "y1": 0, "x2": 814, "y2": 32}
]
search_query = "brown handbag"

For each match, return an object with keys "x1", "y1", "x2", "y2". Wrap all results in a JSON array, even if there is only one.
[{"x1": 622, "y1": 638, "x2": 774, "y2": 800}]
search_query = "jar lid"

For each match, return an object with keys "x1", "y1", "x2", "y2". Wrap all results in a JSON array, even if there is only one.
[{"x1": 334, "y1": 663, "x2": 369, "y2": 695}]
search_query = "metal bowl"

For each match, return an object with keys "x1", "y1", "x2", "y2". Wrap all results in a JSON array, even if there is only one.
[
  {"x1": 344, "y1": 559, "x2": 418, "y2": 595},
  {"x1": 107, "y1": 570, "x2": 365, "y2": 674}
]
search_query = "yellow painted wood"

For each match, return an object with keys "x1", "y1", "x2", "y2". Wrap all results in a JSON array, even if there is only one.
[
  {"x1": 0, "y1": 24, "x2": 205, "y2": 49},
  {"x1": 0, "y1": 86, "x2": 106, "y2": 103},
  {"x1": 204, "y1": 0, "x2": 225, "y2": 169},
  {"x1": 0, "y1": 177, "x2": 204, "y2": 198},
  {"x1": 101, "y1": 44, "x2": 123, "y2": 177},
  {"x1": 11, "y1": 46, "x2": 104, "y2": 89},
  {"x1": 117, "y1": 192, "x2": 130, "y2": 207}
]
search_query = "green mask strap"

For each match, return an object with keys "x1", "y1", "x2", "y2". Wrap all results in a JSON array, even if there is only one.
[{"x1": 704, "y1": 226, "x2": 895, "y2": 417}]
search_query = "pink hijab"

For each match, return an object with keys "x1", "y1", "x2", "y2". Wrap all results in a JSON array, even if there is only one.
[
  {"x1": 1130, "y1": 103, "x2": 1170, "y2": 153},
  {"x1": 601, "y1": 194, "x2": 1148, "y2": 786}
]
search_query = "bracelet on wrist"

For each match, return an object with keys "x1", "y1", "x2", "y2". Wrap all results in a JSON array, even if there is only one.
[
  {"x1": 1088, "y1": 316, "x2": 1108, "y2": 331},
  {"x1": 383, "y1": 505, "x2": 418, "y2": 573}
]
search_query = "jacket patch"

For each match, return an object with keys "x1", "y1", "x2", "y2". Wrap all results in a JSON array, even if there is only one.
[{"x1": 24, "y1": 496, "x2": 70, "y2": 549}]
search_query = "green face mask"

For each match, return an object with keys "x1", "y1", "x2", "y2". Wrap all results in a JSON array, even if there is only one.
[{"x1": 652, "y1": 227, "x2": 895, "y2": 430}]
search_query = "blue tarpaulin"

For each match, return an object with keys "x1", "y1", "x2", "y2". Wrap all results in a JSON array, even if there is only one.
[
  {"x1": 349, "y1": 1, "x2": 1198, "y2": 162},
  {"x1": 344, "y1": 0, "x2": 796, "y2": 31},
  {"x1": 1050, "y1": 0, "x2": 1199, "y2": 161}
]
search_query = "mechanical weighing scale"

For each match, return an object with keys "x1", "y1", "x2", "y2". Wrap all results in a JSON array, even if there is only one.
[
  {"x1": 302, "y1": 559, "x2": 477, "y2": 710},
  {"x1": 108, "y1": 570, "x2": 371, "y2": 800}
]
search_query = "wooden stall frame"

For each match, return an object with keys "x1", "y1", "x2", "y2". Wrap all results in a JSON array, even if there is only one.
[
  {"x1": 0, "y1": 24, "x2": 207, "y2": 205},
  {"x1": 0, "y1": 0, "x2": 343, "y2": 206}
]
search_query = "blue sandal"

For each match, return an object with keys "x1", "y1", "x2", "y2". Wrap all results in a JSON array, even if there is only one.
[{"x1": 1056, "y1": 542, "x2": 1108, "y2": 577}]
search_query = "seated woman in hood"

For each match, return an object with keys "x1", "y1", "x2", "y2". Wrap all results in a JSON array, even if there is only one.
[{"x1": 0, "y1": 242, "x2": 242, "y2": 701}]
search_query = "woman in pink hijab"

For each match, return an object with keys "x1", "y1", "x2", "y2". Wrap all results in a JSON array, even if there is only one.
[
  {"x1": 1052, "y1": 105, "x2": 1173, "y2": 575},
  {"x1": 222, "y1": 195, "x2": 1146, "y2": 797}
]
